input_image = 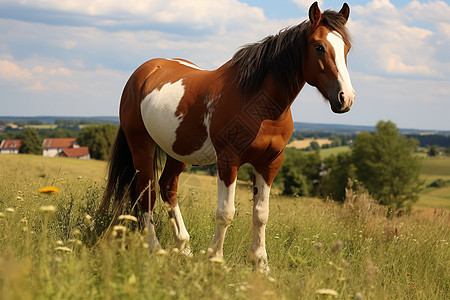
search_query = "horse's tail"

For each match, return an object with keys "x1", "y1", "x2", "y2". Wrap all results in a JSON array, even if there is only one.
[{"x1": 99, "y1": 126, "x2": 136, "y2": 214}]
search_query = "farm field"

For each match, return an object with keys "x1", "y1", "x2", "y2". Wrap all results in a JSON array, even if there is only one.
[
  {"x1": 0, "y1": 154, "x2": 449, "y2": 299},
  {"x1": 287, "y1": 138, "x2": 331, "y2": 149},
  {"x1": 416, "y1": 158, "x2": 450, "y2": 209}
]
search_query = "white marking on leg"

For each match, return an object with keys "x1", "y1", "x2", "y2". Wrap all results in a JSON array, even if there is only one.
[
  {"x1": 167, "y1": 204, "x2": 191, "y2": 255},
  {"x1": 327, "y1": 31, "x2": 355, "y2": 107},
  {"x1": 144, "y1": 212, "x2": 160, "y2": 250},
  {"x1": 250, "y1": 169, "x2": 270, "y2": 272},
  {"x1": 209, "y1": 177, "x2": 236, "y2": 259}
]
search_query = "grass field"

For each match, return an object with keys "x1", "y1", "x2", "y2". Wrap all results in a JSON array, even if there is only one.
[{"x1": 0, "y1": 154, "x2": 449, "y2": 299}]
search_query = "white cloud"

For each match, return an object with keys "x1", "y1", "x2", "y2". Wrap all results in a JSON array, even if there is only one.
[
  {"x1": 291, "y1": 0, "x2": 323, "y2": 11},
  {"x1": 5, "y1": 0, "x2": 266, "y2": 33},
  {"x1": 349, "y1": 0, "x2": 450, "y2": 79},
  {"x1": 405, "y1": 0, "x2": 450, "y2": 23}
]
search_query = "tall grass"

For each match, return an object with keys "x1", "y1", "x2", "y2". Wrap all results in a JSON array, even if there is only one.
[{"x1": 0, "y1": 155, "x2": 449, "y2": 299}]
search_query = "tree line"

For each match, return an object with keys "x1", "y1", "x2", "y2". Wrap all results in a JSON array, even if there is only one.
[
  {"x1": 189, "y1": 121, "x2": 424, "y2": 213},
  {"x1": 5, "y1": 120, "x2": 426, "y2": 212},
  {"x1": 6, "y1": 124, "x2": 118, "y2": 160}
]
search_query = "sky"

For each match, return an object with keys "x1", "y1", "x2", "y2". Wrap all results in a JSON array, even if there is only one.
[{"x1": 0, "y1": 0, "x2": 449, "y2": 131}]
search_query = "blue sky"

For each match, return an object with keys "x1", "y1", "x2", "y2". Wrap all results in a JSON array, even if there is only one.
[{"x1": 1, "y1": 0, "x2": 450, "y2": 130}]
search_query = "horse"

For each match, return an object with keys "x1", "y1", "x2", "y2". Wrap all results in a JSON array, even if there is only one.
[{"x1": 100, "y1": 2, "x2": 355, "y2": 272}]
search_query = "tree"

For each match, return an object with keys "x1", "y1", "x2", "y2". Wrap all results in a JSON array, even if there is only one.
[
  {"x1": 352, "y1": 121, "x2": 422, "y2": 211},
  {"x1": 19, "y1": 128, "x2": 42, "y2": 154},
  {"x1": 309, "y1": 141, "x2": 320, "y2": 150},
  {"x1": 77, "y1": 124, "x2": 118, "y2": 160},
  {"x1": 427, "y1": 145, "x2": 439, "y2": 157},
  {"x1": 275, "y1": 148, "x2": 321, "y2": 196},
  {"x1": 320, "y1": 152, "x2": 355, "y2": 202}
]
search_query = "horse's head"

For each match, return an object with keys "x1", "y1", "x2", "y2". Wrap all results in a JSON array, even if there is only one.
[{"x1": 303, "y1": 2, "x2": 355, "y2": 114}]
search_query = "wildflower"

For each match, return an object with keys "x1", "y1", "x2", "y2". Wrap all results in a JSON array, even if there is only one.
[
  {"x1": 316, "y1": 289, "x2": 338, "y2": 297},
  {"x1": 0, "y1": 212, "x2": 5, "y2": 218},
  {"x1": 55, "y1": 246, "x2": 72, "y2": 253},
  {"x1": 156, "y1": 249, "x2": 168, "y2": 256},
  {"x1": 39, "y1": 186, "x2": 59, "y2": 194},
  {"x1": 5, "y1": 208, "x2": 15, "y2": 213},
  {"x1": 118, "y1": 215, "x2": 138, "y2": 222},
  {"x1": 85, "y1": 214, "x2": 92, "y2": 225},
  {"x1": 172, "y1": 248, "x2": 179, "y2": 254},
  {"x1": 113, "y1": 225, "x2": 127, "y2": 231},
  {"x1": 40, "y1": 205, "x2": 56, "y2": 212},
  {"x1": 72, "y1": 229, "x2": 81, "y2": 236},
  {"x1": 209, "y1": 256, "x2": 225, "y2": 264},
  {"x1": 68, "y1": 239, "x2": 83, "y2": 246}
]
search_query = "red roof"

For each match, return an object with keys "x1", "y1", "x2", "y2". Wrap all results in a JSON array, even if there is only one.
[
  {"x1": 0, "y1": 139, "x2": 22, "y2": 150},
  {"x1": 60, "y1": 147, "x2": 90, "y2": 158},
  {"x1": 42, "y1": 138, "x2": 77, "y2": 149}
]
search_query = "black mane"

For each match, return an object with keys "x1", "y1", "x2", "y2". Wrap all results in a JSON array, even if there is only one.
[{"x1": 230, "y1": 10, "x2": 351, "y2": 100}]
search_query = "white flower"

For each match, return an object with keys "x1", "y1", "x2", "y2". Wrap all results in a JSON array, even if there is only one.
[
  {"x1": 316, "y1": 289, "x2": 338, "y2": 297},
  {"x1": 118, "y1": 215, "x2": 138, "y2": 222},
  {"x1": 39, "y1": 205, "x2": 56, "y2": 212}
]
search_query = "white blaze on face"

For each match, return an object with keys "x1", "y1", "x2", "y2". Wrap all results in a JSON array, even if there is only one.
[{"x1": 326, "y1": 31, "x2": 355, "y2": 105}]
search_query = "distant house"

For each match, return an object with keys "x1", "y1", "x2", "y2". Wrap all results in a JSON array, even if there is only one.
[
  {"x1": 59, "y1": 147, "x2": 90, "y2": 160},
  {"x1": 0, "y1": 139, "x2": 22, "y2": 154},
  {"x1": 42, "y1": 138, "x2": 78, "y2": 157}
]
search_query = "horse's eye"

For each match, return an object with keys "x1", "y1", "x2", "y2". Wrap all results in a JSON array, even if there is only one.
[{"x1": 315, "y1": 45, "x2": 325, "y2": 53}]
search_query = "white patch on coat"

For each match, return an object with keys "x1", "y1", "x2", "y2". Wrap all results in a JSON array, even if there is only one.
[
  {"x1": 170, "y1": 59, "x2": 204, "y2": 70},
  {"x1": 140, "y1": 79, "x2": 216, "y2": 165},
  {"x1": 326, "y1": 31, "x2": 355, "y2": 105}
]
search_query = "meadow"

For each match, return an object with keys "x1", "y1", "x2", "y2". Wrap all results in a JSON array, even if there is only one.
[{"x1": 0, "y1": 154, "x2": 449, "y2": 299}]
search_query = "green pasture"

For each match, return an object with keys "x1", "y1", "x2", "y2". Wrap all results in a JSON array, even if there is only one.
[
  {"x1": 416, "y1": 158, "x2": 450, "y2": 209},
  {"x1": 0, "y1": 154, "x2": 449, "y2": 299}
]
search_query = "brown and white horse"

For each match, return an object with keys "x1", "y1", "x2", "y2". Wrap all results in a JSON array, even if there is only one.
[{"x1": 100, "y1": 2, "x2": 355, "y2": 271}]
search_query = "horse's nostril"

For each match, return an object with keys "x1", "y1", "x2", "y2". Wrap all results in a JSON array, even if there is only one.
[{"x1": 339, "y1": 92, "x2": 345, "y2": 105}]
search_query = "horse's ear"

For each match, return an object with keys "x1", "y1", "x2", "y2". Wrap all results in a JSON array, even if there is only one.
[
  {"x1": 309, "y1": 2, "x2": 321, "y2": 29},
  {"x1": 339, "y1": 3, "x2": 350, "y2": 22}
]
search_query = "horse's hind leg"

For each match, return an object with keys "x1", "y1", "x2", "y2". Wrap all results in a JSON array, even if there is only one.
[
  {"x1": 127, "y1": 134, "x2": 160, "y2": 250},
  {"x1": 159, "y1": 155, "x2": 190, "y2": 254}
]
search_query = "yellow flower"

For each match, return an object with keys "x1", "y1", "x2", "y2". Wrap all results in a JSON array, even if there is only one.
[
  {"x1": 39, "y1": 186, "x2": 59, "y2": 194},
  {"x1": 209, "y1": 257, "x2": 225, "y2": 264}
]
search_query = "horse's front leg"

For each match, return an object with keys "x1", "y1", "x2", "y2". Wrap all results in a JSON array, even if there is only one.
[
  {"x1": 250, "y1": 169, "x2": 271, "y2": 272},
  {"x1": 209, "y1": 166, "x2": 237, "y2": 260}
]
